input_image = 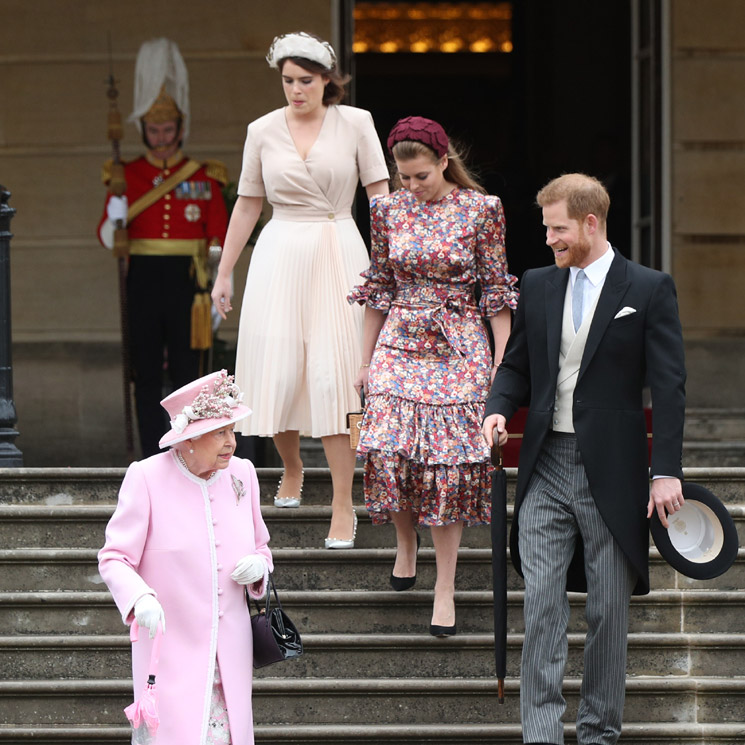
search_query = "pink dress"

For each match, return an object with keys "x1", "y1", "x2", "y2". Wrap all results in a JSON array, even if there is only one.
[
  {"x1": 348, "y1": 188, "x2": 518, "y2": 526},
  {"x1": 234, "y1": 105, "x2": 388, "y2": 437},
  {"x1": 98, "y1": 451, "x2": 272, "y2": 745}
]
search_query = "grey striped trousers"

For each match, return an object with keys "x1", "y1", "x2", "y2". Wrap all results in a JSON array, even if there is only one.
[{"x1": 518, "y1": 432, "x2": 637, "y2": 745}]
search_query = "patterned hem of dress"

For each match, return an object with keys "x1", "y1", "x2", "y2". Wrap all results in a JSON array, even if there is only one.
[
  {"x1": 358, "y1": 393, "x2": 490, "y2": 465},
  {"x1": 207, "y1": 662, "x2": 232, "y2": 744},
  {"x1": 362, "y1": 450, "x2": 492, "y2": 526}
]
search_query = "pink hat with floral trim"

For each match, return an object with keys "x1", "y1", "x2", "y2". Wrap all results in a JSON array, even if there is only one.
[{"x1": 158, "y1": 370, "x2": 252, "y2": 449}]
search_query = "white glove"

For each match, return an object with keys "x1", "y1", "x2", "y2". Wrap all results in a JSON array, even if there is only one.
[
  {"x1": 106, "y1": 195, "x2": 128, "y2": 224},
  {"x1": 231, "y1": 554, "x2": 267, "y2": 585},
  {"x1": 134, "y1": 594, "x2": 165, "y2": 638}
]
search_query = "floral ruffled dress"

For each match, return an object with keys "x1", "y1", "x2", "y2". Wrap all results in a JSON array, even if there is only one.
[{"x1": 348, "y1": 188, "x2": 518, "y2": 526}]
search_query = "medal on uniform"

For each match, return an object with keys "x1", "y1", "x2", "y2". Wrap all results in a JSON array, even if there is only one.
[{"x1": 184, "y1": 203, "x2": 201, "y2": 222}]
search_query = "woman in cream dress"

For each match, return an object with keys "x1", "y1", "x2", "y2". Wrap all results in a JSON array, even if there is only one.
[{"x1": 212, "y1": 32, "x2": 388, "y2": 547}]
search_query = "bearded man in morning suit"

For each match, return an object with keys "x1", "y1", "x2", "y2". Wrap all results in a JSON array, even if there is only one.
[{"x1": 482, "y1": 173, "x2": 686, "y2": 745}]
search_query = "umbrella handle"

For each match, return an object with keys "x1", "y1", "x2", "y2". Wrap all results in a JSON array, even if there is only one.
[
  {"x1": 490, "y1": 442, "x2": 503, "y2": 469},
  {"x1": 130, "y1": 621, "x2": 164, "y2": 677}
]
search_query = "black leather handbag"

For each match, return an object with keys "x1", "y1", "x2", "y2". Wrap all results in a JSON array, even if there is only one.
[{"x1": 248, "y1": 573, "x2": 303, "y2": 668}]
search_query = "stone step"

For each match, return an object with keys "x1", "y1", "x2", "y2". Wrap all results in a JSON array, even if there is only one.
[
  {"x1": 0, "y1": 505, "x2": 497, "y2": 550},
  {"x1": 2, "y1": 589, "x2": 744, "y2": 637},
  {"x1": 684, "y1": 409, "x2": 745, "y2": 441},
  {"x1": 682, "y1": 410, "x2": 745, "y2": 465},
  {"x1": 256, "y1": 676, "x2": 745, "y2": 726},
  {"x1": 683, "y1": 442, "x2": 745, "y2": 467},
  {"x1": 1, "y1": 677, "x2": 743, "y2": 727},
  {"x1": 1, "y1": 722, "x2": 744, "y2": 745},
  {"x1": 4, "y1": 503, "x2": 745, "y2": 550},
  {"x1": 0, "y1": 592, "x2": 121, "y2": 636},
  {"x1": 0, "y1": 506, "x2": 114, "y2": 550},
  {"x1": 1, "y1": 632, "x2": 743, "y2": 681},
  {"x1": 0, "y1": 468, "x2": 372, "y2": 506},
  {"x1": 2, "y1": 467, "x2": 744, "y2": 744},
  {"x1": 0, "y1": 469, "x2": 126, "y2": 506},
  {"x1": 2, "y1": 467, "x2": 745, "y2": 506},
  {"x1": 3, "y1": 546, "x2": 744, "y2": 593}
]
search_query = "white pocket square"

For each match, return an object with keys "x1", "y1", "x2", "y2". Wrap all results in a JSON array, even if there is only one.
[{"x1": 614, "y1": 307, "x2": 637, "y2": 319}]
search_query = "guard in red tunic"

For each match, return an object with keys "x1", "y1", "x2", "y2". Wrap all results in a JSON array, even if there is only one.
[{"x1": 98, "y1": 38, "x2": 229, "y2": 457}]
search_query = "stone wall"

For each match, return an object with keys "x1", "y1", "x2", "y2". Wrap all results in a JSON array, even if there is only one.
[
  {"x1": 0, "y1": 0, "x2": 333, "y2": 465},
  {"x1": 671, "y1": 0, "x2": 745, "y2": 337},
  {"x1": 667, "y1": 0, "x2": 745, "y2": 414}
]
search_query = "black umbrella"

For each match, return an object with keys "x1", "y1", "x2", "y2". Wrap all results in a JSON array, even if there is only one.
[{"x1": 490, "y1": 442, "x2": 507, "y2": 703}]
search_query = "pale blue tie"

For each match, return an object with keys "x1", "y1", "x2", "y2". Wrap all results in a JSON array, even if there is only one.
[{"x1": 572, "y1": 269, "x2": 587, "y2": 332}]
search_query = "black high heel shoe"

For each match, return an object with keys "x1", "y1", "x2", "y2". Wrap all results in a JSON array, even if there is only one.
[
  {"x1": 429, "y1": 623, "x2": 457, "y2": 638},
  {"x1": 390, "y1": 532, "x2": 420, "y2": 591}
]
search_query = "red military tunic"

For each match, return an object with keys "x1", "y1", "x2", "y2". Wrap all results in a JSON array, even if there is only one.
[
  {"x1": 98, "y1": 151, "x2": 229, "y2": 457},
  {"x1": 98, "y1": 151, "x2": 228, "y2": 250}
]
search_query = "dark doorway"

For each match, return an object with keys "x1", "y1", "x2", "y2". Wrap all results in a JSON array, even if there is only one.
[{"x1": 351, "y1": 1, "x2": 632, "y2": 280}]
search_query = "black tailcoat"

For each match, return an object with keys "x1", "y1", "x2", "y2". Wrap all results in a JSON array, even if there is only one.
[{"x1": 485, "y1": 249, "x2": 686, "y2": 594}]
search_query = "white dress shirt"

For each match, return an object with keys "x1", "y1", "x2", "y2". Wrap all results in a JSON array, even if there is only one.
[{"x1": 570, "y1": 243, "x2": 614, "y2": 329}]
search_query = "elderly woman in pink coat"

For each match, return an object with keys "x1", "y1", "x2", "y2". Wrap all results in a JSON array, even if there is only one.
[{"x1": 98, "y1": 370, "x2": 272, "y2": 745}]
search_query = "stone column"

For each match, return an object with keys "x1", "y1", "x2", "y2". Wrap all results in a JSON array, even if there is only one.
[{"x1": 0, "y1": 185, "x2": 23, "y2": 466}]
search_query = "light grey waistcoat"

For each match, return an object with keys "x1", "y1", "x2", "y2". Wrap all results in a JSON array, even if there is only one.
[{"x1": 552, "y1": 279, "x2": 601, "y2": 433}]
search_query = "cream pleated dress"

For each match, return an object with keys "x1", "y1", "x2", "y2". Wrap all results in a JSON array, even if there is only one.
[{"x1": 234, "y1": 105, "x2": 389, "y2": 437}]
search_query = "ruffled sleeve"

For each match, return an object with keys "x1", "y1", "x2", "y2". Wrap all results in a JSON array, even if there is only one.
[
  {"x1": 347, "y1": 195, "x2": 396, "y2": 311},
  {"x1": 476, "y1": 195, "x2": 519, "y2": 317}
]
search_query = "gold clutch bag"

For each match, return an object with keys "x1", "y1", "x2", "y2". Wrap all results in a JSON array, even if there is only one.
[{"x1": 346, "y1": 391, "x2": 365, "y2": 449}]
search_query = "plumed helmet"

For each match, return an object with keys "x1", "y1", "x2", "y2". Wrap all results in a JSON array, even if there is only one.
[{"x1": 128, "y1": 38, "x2": 190, "y2": 144}]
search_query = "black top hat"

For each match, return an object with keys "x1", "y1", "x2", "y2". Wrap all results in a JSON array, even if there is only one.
[{"x1": 650, "y1": 482, "x2": 739, "y2": 580}]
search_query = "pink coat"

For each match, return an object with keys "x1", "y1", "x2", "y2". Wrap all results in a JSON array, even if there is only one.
[{"x1": 98, "y1": 451, "x2": 273, "y2": 745}]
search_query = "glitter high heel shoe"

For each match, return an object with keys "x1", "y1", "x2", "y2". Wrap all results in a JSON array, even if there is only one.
[
  {"x1": 273, "y1": 471, "x2": 303, "y2": 508},
  {"x1": 324, "y1": 512, "x2": 358, "y2": 550}
]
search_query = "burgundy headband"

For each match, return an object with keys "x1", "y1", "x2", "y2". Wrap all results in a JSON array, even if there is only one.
[{"x1": 387, "y1": 116, "x2": 449, "y2": 159}]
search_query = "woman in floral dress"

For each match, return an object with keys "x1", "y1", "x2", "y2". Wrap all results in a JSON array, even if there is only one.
[{"x1": 348, "y1": 117, "x2": 518, "y2": 636}]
